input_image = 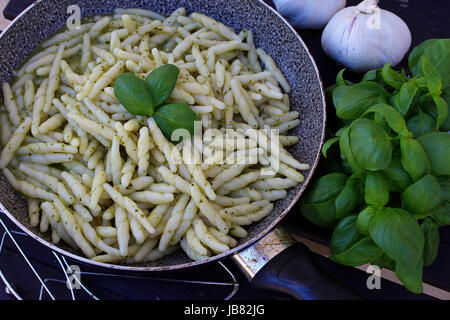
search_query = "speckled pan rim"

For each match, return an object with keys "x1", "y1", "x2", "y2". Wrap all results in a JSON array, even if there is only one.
[{"x1": 0, "y1": 0, "x2": 326, "y2": 272}]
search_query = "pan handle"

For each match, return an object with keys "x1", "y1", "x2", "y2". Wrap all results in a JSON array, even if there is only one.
[{"x1": 250, "y1": 242, "x2": 363, "y2": 300}]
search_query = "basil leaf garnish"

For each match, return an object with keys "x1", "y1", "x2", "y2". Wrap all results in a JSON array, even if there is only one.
[
  {"x1": 114, "y1": 73, "x2": 154, "y2": 115},
  {"x1": 113, "y1": 65, "x2": 201, "y2": 141},
  {"x1": 153, "y1": 102, "x2": 200, "y2": 143},
  {"x1": 145, "y1": 64, "x2": 180, "y2": 107}
]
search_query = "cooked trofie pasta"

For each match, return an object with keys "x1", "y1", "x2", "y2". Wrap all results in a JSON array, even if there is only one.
[{"x1": 0, "y1": 7, "x2": 308, "y2": 264}]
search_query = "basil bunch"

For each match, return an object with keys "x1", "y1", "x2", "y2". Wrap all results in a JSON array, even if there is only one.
[
  {"x1": 114, "y1": 64, "x2": 199, "y2": 141},
  {"x1": 300, "y1": 39, "x2": 450, "y2": 293}
]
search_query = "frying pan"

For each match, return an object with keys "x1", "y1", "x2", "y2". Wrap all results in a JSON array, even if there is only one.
[{"x1": 0, "y1": 0, "x2": 360, "y2": 299}]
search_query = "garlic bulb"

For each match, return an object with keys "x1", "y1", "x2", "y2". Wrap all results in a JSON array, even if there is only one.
[
  {"x1": 274, "y1": 0, "x2": 347, "y2": 29},
  {"x1": 321, "y1": 0, "x2": 411, "y2": 72}
]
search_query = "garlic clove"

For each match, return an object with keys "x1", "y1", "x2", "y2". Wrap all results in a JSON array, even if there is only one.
[
  {"x1": 274, "y1": 0, "x2": 347, "y2": 30},
  {"x1": 321, "y1": 0, "x2": 411, "y2": 72}
]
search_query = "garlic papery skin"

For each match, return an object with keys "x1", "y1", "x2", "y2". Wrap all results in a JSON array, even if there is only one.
[
  {"x1": 274, "y1": 0, "x2": 347, "y2": 29},
  {"x1": 321, "y1": 0, "x2": 411, "y2": 72}
]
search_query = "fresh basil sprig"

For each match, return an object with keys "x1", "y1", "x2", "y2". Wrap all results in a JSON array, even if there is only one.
[
  {"x1": 113, "y1": 64, "x2": 200, "y2": 142},
  {"x1": 300, "y1": 38, "x2": 450, "y2": 294},
  {"x1": 409, "y1": 38, "x2": 450, "y2": 86},
  {"x1": 421, "y1": 218, "x2": 440, "y2": 267},
  {"x1": 299, "y1": 173, "x2": 348, "y2": 227},
  {"x1": 336, "y1": 82, "x2": 388, "y2": 120},
  {"x1": 401, "y1": 175, "x2": 443, "y2": 218},
  {"x1": 417, "y1": 132, "x2": 450, "y2": 176}
]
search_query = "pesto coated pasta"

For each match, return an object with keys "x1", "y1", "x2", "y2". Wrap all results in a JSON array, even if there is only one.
[{"x1": 0, "y1": 7, "x2": 309, "y2": 264}]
